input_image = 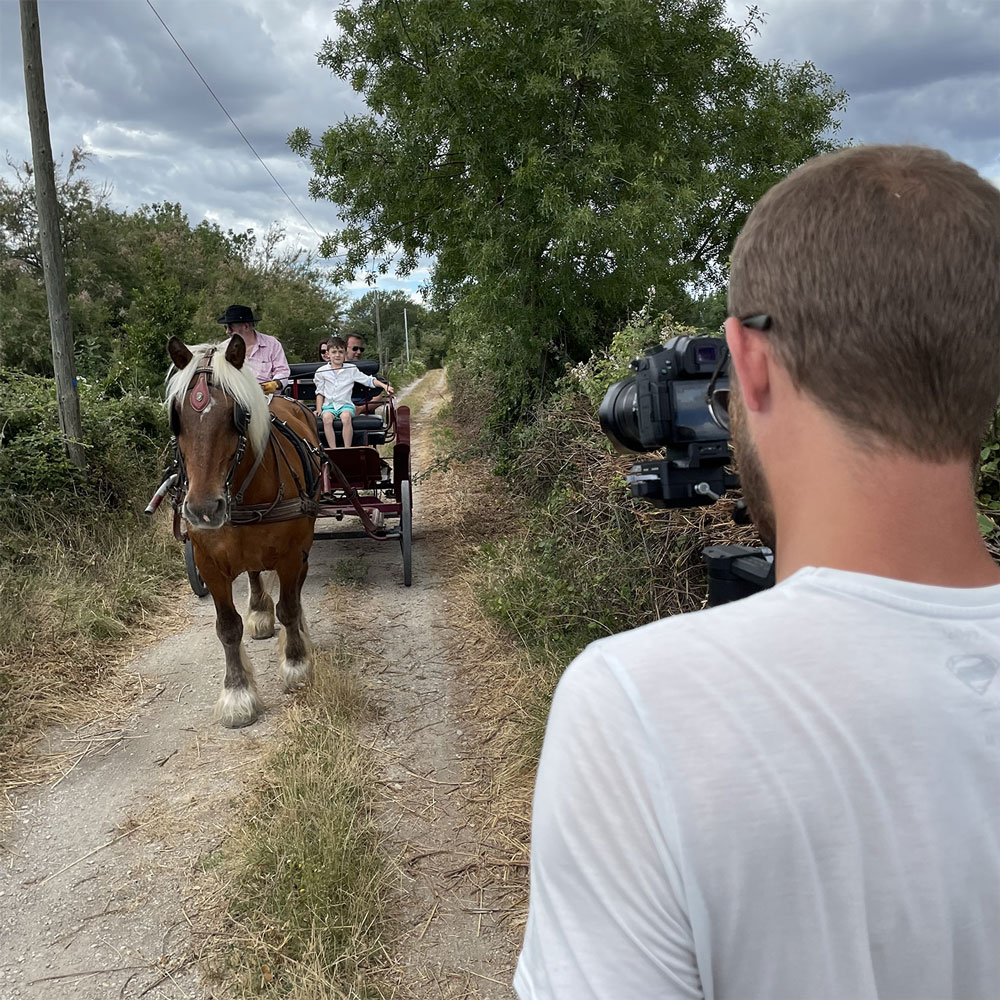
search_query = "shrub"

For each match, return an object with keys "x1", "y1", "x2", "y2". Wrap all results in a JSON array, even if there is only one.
[
  {"x1": 0, "y1": 373, "x2": 181, "y2": 789},
  {"x1": 978, "y1": 409, "x2": 1000, "y2": 540},
  {"x1": 0, "y1": 369, "x2": 168, "y2": 524},
  {"x1": 473, "y1": 309, "x2": 747, "y2": 661},
  {"x1": 386, "y1": 356, "x2": 427, "y2": 390}
]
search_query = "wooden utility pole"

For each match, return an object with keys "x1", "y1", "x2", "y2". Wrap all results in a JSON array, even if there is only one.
[
  {"x1": 20, "y1": 0, "x2": 85, "y2": 469},
  {"x1": 373, "y1": 292, "x2": 385, "y2": 373}
]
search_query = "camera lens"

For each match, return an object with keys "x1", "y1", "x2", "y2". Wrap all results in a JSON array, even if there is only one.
[{"x1": 599, "y1": 377, "x2": 643, "y2": 452}]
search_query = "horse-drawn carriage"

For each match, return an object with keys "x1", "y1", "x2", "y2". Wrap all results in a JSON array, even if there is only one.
[
  {"x1": 146, "y1": 337, "x2": 414, "y2": 727},
  {"x1": 156, "y1": 353, "x2": 414, "y2": 596},
  {"x1": 285, "y1": 359, "x2": 413, "y2": 588}
]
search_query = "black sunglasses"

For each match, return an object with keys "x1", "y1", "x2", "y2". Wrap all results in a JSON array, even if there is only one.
[{"x1": 705, "y1": 314, "x2": 772, "y2": 432}]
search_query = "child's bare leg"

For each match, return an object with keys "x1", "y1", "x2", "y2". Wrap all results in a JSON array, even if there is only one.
[
  {"x1": 341, "y1": 411, "x2": 354, "y2": 447},
  {"x1": 322, "y1": 411, "x2": 338, "y2": 448}
]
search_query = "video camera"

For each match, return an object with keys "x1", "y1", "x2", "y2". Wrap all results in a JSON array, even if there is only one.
[{"x1": 599, "y1": 335, "x2": 774, "y2": 604}]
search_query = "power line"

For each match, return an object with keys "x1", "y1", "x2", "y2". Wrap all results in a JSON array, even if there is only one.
[{"x1": 144, "y1": 0, "x2": 327, "y2": 246}]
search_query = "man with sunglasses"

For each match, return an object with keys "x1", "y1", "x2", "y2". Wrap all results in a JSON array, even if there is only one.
[
  {"x1": 217, "y1": 304, "x2": 290, "y2": 394},
  {"x1": 346, "y1": 333, "x2": 389, "y2": 414},
  {"x1": 516, "y1": 146, "x2": 1000, "y2": 999}
]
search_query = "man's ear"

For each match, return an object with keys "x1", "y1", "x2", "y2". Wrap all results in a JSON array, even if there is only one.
[{"x1": 724, "y1": 316, "x2": 772, "y2": 413}]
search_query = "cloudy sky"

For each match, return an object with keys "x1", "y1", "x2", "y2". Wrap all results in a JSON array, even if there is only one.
[{"x1": 1, "y1": 0, "x2": 997, "y2": 300}]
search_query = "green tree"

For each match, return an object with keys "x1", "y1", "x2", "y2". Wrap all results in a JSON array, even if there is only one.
[
  {"x1": 291, "y1": 0, "x2": 846, "y2": 422},
  {"x1": 0, "y1": 155, "x2": 346, "y2": 380},
  {"x1": 121, "y1": 242, "x2": 197, "y2": 390},
  {"x1": 0, "y1": 149, "x2": 121, "y2": 375},
  {"x1": 341, "y1": 290, "x2": 443, "y2": 366},
  {"x1": 190, "y1": 223, "x2": 347, "y2": 363}
]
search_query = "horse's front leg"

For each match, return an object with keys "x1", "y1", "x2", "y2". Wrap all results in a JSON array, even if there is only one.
[
  {"x1": 275, "y1": 547, "x2": 313, "y2": 691},
  {"x1": 208, "y1": 575, "x2": 265, "y2": 727},
  {"x1": 246, "y1": 570, "x2": 276, "y2": 639}
]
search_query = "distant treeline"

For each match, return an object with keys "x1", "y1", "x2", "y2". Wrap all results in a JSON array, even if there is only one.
[{"x1": 0, "y1": 149, "x2": 445, "y2": 392}]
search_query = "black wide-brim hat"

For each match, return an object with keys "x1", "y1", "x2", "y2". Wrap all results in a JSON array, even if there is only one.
[{"x1": 217, "y1": 304, "x2": 258, "y2": 325}]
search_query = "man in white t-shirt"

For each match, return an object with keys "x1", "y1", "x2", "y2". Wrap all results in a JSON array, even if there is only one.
[{"x1": 515, "y1": 145, "x2": 1000, "y2": 999}]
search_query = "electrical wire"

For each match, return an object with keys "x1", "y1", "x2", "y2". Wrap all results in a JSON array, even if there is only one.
[{"x1": 144, "y1": 0, "x2": 326, "y2": 245}]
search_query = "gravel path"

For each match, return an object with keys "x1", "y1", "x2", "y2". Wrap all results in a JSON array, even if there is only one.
[{"x1": 0, "y1": 369, "x2": 519, "y2": 999}]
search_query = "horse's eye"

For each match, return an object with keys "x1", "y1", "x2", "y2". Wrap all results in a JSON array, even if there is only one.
[{"x1": 169, "y1": 402, "x2": 181, "y2": 436}]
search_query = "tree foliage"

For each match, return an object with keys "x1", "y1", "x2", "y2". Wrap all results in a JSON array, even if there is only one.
[
  {"x1": 0, "y1": 152, "x2": 345, "y2": 388},
  {"x1": 341, "y1": 289, "x2": 449, "y2": 368},
  {"x1": 291, "y1": 0, "x2": 846, "y2": 421}
]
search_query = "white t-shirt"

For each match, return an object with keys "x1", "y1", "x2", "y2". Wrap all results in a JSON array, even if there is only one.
[
  {"x1": 515, "y1": 567, "x2": 1000, "y2": 1000},
  {"x1": 314, "y1": 362, "x2": 376, "y2": 408}
]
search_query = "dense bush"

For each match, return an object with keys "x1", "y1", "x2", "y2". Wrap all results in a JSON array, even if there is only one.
[
  {"x1": 0, "y1": 369, "x2": 167, "y2": 522},
  {"x1": 467, "y1": 306, "x2": 1000, "y2": 664},
  {"x1": 387, "y1": 356, "x2": 427, "y2": 391},
  {"x1": 978, "y1": 410, "x2": 1000, "y2": 541},
  {"x1": 469, "y1": 310, "x2": 752, "y2": 661},
  {"x1": 0, "y1": 370, "x2": 182, "y2": 787}
]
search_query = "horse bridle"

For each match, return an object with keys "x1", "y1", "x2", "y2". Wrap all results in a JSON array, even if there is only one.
[
  {"x1": 169, "y1": 350, "x2": 323, "y2": 529},
  {"x1": 170, "y1": 348, "x2": 261, "y2": 523}
]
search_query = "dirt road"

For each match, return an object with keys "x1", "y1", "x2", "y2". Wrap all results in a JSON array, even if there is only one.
[{"x1": 0, "y1": 370, "x2": 520, "y2": 999}]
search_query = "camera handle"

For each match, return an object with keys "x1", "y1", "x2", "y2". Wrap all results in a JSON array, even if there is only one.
[{"x1": 702, "y1": 544, "x2": 775, "y2": 606}]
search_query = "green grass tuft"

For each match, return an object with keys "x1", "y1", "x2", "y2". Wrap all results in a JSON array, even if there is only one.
[
  {"x1": 207, "y1": 646, "x2": 394, "y2": 998},
  {"x1": 331, "y1": 558, "x2": 370, "y2": 588}
]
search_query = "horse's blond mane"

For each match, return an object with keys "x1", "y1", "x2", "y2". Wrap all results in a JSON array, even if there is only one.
[{"x1": 164, "y1": 342, "x2": 271, "y2": 456}]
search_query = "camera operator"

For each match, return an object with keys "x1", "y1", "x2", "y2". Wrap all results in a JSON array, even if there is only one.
[{"x1": 515, "y1": 145, "x2": 1000, "y2": 999}]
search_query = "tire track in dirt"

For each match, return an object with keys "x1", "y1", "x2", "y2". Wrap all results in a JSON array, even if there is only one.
[{"x1": 0, "y1": 369, "x2": 519, "y2": 999}]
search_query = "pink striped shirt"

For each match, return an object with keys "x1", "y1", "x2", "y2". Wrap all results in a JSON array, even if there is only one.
[{"x1": 227, "y1": 331, "x2": 290, "y2": 387}]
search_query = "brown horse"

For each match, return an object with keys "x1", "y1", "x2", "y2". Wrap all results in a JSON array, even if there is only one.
[{"x1": 165, "y1": 336, "x2": 323, "y2": 727}]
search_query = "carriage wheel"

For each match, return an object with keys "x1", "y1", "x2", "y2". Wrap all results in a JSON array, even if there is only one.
[
  {"x1": 400, "y1": 479, "x2": 412, "y2": 587},
  {"x1": 185, "y1": 538, "x2": 210, "y2": 598}
]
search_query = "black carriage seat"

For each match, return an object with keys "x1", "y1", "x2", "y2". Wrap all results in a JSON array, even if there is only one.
[{"x1": 284, "y1": 361, "x2": 387, "y2": 446}]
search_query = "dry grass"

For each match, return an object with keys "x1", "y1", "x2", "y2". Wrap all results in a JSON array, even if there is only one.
[
  {"x1": 200, "y1": 645, "x2": 397, "y2": 999},
  {"x1": 390, "y1": 387, "x2": 540, "y2": 941},
  {"x1": 0, "y1": 511, "x2": 187, "y2": 801},
  {"x1": 439, "y1": 484, "x2": 542, "y2": 935}
]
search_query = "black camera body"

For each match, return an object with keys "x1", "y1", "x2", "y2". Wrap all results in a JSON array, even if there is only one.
[
  {"x1": 599, "y1": 335, "x2": 773, "y2": 603},
  {"x1": 600, "y1": 336, "x2": 736, "y2": 508}
]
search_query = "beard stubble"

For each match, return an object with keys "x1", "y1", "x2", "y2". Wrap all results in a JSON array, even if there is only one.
[{"x1": 729, "y1": 383, "x2": 778, "y2": 551}]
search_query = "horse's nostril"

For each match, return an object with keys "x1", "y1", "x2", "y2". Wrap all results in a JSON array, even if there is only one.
[{"x1": 185, "y1": 496, "x2": 227, "y2": 527}]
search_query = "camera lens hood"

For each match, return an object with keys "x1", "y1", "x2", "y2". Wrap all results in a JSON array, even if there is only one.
[{"x1": 599, "y1": 377, "x2": 644, "y2": 453}]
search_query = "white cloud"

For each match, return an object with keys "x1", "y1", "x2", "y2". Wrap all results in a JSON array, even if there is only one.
[{"x1": 2, "y1": 0, "x2": 998, "y2": 302}]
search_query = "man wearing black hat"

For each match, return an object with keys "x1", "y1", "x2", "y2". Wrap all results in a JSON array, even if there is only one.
[{"x1": 217, "y1": 304, "x2": 290, "y2": 393}]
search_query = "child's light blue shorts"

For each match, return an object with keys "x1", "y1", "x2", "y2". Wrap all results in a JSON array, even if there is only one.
[{"x1": 322, "y1": 403, "x2": 356, "y2": 417}]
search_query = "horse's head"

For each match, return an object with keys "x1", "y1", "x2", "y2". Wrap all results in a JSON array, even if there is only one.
[{"x1": 166, "y1": 336, "x2": 270, "y2": 530}]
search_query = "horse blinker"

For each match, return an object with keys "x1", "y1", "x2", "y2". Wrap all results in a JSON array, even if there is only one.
[{"x1": 233, "y1": 401, "x2": 251, "y2": 436}]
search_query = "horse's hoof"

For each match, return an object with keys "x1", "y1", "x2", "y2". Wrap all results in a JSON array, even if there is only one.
[
  {"x1": 247, "y1": 610, "x2": 276, "y2": 640},
  {"x1": 280, "y1": 659, "x2": 313, "y2": 692},
  {"x1": 215, "y1": 685, "x2": 264, "y2": 728}
]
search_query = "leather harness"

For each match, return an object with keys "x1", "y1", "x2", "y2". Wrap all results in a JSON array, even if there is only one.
[{"x1": 169, "y1": 352, "x2": 325, "y2": 534}]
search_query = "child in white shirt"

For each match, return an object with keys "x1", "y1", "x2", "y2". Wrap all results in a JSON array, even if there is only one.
[{"x1": 314, "y1": 336, "x2": 394, "y2": 447}]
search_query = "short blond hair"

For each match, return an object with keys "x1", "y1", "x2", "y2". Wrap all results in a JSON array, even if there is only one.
[{"x1": 729, "y1": 145, "x2": 1000, "y2": 460}]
